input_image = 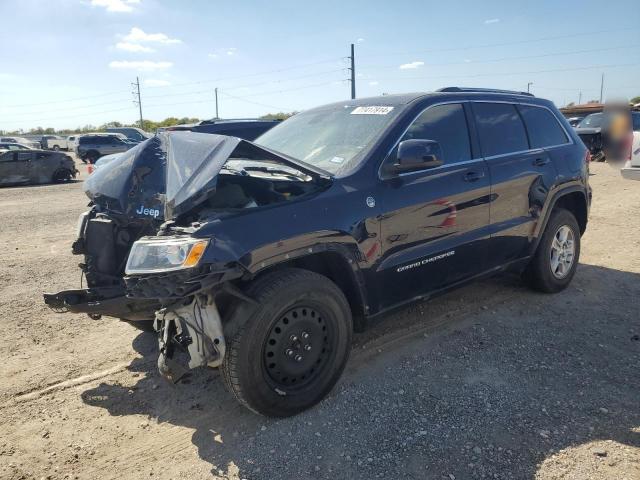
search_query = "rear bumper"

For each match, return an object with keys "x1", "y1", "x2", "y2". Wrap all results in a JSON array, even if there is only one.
[
  {"x1": 43, "y1": 287, "x2": 158, "y2": 321},
  {"x1": 621, "y1": 167, "x2": 640, "y2": 181}
]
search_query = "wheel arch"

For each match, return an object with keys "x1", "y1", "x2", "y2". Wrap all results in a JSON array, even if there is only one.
[
  {"x1": 531, "y1": 185, "x2": 588, "y2": 254},
  {"x1": 220, "y1": 246, "x2": 369, "y2": 339}
]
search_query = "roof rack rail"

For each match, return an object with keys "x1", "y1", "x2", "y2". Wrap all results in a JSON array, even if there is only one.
[{"x1": 437, "y1": 87, "x2": 534, "y2": 97}]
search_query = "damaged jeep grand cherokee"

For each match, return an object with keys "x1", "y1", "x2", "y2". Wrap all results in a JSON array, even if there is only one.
[{"x1": 45, "y1": 88, "x2": 591, "y2": 417}]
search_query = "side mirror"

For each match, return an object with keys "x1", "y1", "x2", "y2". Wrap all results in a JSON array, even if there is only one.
[{"x1": 392, "y1": 139, "x2": 443, "y2": 174}]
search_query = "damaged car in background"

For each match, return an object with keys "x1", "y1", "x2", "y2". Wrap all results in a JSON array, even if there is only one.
[
  {"x1": 45, "y1": 89, "x2": 590, "y2": 416},
  {"x1": 0, "y1": 147, "x2": 77, "y2": 186}
]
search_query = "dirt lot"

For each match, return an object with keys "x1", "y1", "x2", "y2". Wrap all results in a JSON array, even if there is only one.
[{"x1": 0, "y1": 161, "x2": 638, "y2": 480}]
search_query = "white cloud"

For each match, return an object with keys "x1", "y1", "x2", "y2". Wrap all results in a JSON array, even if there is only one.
[
  {"x1": 208, "y1": 48, "x2": 237, "y2": 59},
  {"x1": 123, "y1": 27, "x2": 181, "y2": 44},
  {"x1": 484, "y1": 18, "x2": 500, "y2": 24},
  {"x1": 399, "y1": 61, "x2": 424, "y2": 70},
  {"x1": 109, "y1": 60, "x2": 173, "y2": 71},
  {"x1": 116, "y1": 42, "x2": 155, "y2": 53},
  {"x1": 91, "y1": 0, "x2": 140, "y2": 13},
  {"x1": 144, "y1": 79, "x2": 171, "y2": 86},
  {"x1": 356, "y1": 38, "x2": 365, "y2": 43},
  {"x1": 368, "y1": 81, "x2": 379, "y2": 86}
]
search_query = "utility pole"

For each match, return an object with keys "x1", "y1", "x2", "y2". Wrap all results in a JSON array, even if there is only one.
[
  {"x1": 349, "y1": 43, "x2": 356, "y2": 100},
  {"x1": 599, "y1": 73, "x2": 604, "y2": 103},
  {"x1": 214, "y1": 87, "x2": 219, "y2": 119},
  {"x1": 578, "y1": 91, "x2": 582, "y2": 105},
  {"x1": 527, "y1": 82, "x2": 533, "y2": 93},
  {"x1": 132, "y1": 77, "x2": 143, "y2": 129}
]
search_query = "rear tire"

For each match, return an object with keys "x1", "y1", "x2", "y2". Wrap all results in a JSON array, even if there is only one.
[
  {"x1": 221, "y1": 268, "x2": 353, "y2": 417},
  {"x1": 524, "y1": 208, "x2": 580, "y2": 293},
  {"x1": 53, "y1": 145, "x2": 60, "y2": 151}
]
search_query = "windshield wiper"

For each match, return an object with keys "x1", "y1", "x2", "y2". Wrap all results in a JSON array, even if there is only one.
[{"x1": 242, "y1": 165, "x2": 310, "y2": 181}]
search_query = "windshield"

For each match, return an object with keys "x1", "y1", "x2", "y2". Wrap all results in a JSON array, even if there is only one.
[
  {"x1": 577, "y1": 113, "x2": 604, "y2": 128},
  {"x1": 254, "y1": 104, "x2": 401, "y2": 176}
]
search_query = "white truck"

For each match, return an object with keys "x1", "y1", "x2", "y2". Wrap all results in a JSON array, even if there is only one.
[{"x1": 44, "y1": 135, "x2": 69, "y2": 151}]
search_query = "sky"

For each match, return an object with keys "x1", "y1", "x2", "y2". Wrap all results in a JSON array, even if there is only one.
[{"x1": 0, "y1": 0, "x2": 639, "y2": 132}]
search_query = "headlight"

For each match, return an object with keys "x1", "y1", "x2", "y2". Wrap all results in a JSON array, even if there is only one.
[
  {"x1": 76, "y1": 211, "x2": 90, "y2": 239},
  {"x1": 125, "y1": 237, "x2": 209, "y2": 275}
]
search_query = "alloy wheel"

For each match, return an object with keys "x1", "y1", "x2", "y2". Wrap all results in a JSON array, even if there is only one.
[{"x1": 549, "y1": 225, "x2": 575, "y2": 279}]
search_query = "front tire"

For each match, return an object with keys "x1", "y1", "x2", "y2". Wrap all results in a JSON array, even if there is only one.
[
  {"x1": 52, "y1": 169, "x2": 73, "y2": 183},
  {"x1": 221, "y1": 268, "x2": 353, "y2": 417},
  {"x1": 524, "y1": 208, "x2": 580, "y2": 293}
]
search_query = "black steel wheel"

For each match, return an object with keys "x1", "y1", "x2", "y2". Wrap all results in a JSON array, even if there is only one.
[
  {"x1": 222, "y1": 268, "x2": 352, "y2": 417},
  {"x1": 263, "y1": 306, "x2": 333, "y2": 391}
]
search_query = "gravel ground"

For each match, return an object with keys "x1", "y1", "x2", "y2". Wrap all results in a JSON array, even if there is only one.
[{"x1": 0, "y1": 161, "x2": 638, "y2": 480}]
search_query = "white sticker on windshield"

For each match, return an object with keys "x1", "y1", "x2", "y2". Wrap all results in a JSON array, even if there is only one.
[
  {"x1": 330, "y1": 156, "x2": 344, "y2": 164},
  {"x1": 350, "y1": 106, "x2": 394, "y2": 115}
]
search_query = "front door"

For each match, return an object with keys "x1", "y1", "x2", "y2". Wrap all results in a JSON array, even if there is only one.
[
  {"x1": 375, "y1": 103, "x2": 491, "y2": 310},
  {"x1": 0, "y1": 151, "x2": 32, "y2": 185}
]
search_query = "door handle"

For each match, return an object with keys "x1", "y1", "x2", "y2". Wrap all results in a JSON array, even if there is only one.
[
  {"x1": 463, "y1": 171, "x2": 484, "y2": 182},
  {"x1": 533, "y1": 157, "x2": 550, "y2": 166}
]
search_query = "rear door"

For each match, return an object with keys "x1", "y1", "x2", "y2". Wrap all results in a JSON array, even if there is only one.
[
  {"x1": 471, "y1": 102, "x2": 558, "y2": 267},
  {"x1": 376, "y1": 102, "x2": 491, "y2": 309}
]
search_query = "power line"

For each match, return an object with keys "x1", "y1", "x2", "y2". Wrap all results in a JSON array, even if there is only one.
[
  {"x1": 3, "y1": 97, "x2": 134, "y2": 117},
  {"x1": 2, "y1": 90, "x2": 130, "y2": 109},
  {"x1": 142, "y1": 57, "x2": 345, "y2": 90},
  {"x1": 364, "y1": 26, "x2": 637, "y2": 58},
  {"x1": 0, "y1": 106, "x2": 135, "y2": 125},
  {"x1": 142, "y1": 68, "x2": 345, "y2": 100},
  {"x1": 374, "y1": 62, "x2": 640, "y2": 82},
  {"x1": 359, "y1": 44, "x2": 638, "y2": 70},
  {"x1": 218, "y1": 91, "x2": 290, "y2": 111}
]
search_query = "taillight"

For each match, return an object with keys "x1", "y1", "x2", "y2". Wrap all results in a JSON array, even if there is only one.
[
  {"x1": 585, "y1": 150, "x2": 591, "y2": 164},
  {"x1": 626, "y1": 132, "x2": 633, "y2": 160}
]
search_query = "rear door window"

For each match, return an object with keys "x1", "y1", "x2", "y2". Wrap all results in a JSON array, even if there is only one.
[
  {"x1": 400, "y1": 103, "x2": 472, "y2": 164},
  {"x1": 473, "y1": 103, "x2": 529, "y2": 157},
  {"x1": 518, "y1": 105, "x2": 569, "y2": 148}
]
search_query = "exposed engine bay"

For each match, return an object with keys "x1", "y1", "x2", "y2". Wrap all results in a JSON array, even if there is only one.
[{"x1": 44, "y1": 132, "x2": 329, "y2": 327}]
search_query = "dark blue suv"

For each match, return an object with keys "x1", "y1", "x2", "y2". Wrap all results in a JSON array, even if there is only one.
[{"x1": 46, "y1": 88, "x2": 590, "y2": 417}]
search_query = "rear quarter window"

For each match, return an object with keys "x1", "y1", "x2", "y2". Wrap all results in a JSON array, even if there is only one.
[
  {"x1": 473, "y1": 103, "x2": 529, "y2": 157},
  {"x1": 518, "y1": 105, "x2": 569, "y2": 148}
]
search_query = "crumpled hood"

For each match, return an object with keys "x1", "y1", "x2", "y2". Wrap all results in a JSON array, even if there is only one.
[{"x1": 83, "y1": 131, "x2": 324, "y2": 221}]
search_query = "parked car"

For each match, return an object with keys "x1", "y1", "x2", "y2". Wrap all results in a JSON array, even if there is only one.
[
  {"x1": 574, "y1": 113, "x2": 607, "y2": 161},
  {"x1": 620, "y1": 111, "x2": 640, "y2": 181},
  {"x1": 76, "y1": 133, "x2": 136, "y2": 163},
  {"x1": 159, "y1": 118, "x2": 279, "y2": 140},
  {"x1": 0, "y1": 142, "x2": 36, "y2": 150},
  {"x1": 0, "y1": 136, "x2": 40, "y2": 149},
  {"x1": 90, "y1": 151, "x2": 124, "y2": 172},
  {"x1": 106, "y1": 127, "x2": 151, "y2": 143},
  {"x1": 0, "y1": 148, "x2": 77, "y2": 186},
  {"x1": 567, "y1": 116, "x2": 585, "y2": 127},
  {"x1": 45, "y1": 87, "x2": 590, "y2": 417}
]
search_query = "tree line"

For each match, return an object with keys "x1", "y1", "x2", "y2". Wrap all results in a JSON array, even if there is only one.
[{"x1": 1, "y1": 112, "x2": 296, "y2": 136}]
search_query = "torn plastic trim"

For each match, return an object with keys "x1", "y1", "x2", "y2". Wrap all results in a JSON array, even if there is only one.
[{"x1": 155, "y1": 295, "x2": 225, "y2": 383}]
